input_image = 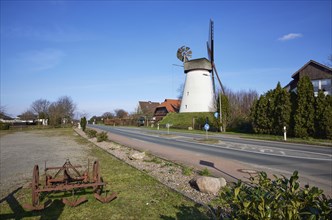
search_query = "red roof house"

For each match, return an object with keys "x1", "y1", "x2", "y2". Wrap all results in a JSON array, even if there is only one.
[{"x1": 154, "y1": 99, "x2": 181, "y2": 122}]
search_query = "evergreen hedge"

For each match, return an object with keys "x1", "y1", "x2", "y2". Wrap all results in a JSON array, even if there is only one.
[{"x1": 251, "y1": 77, "x2": 332, "y2": 139}]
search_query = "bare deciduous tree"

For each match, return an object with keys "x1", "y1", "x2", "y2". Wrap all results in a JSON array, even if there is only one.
[
  {"x1": 31, "y1": 99, "x2": 50, "y2": 119},
  {"x1": 326, "y1": 54, "x2": 332, "y2": 67},
  {"x1": 102, "y1": 112, "x2": 114, "y2": 119},
  {"x1": 224, "y1": 87, "x2": 259, "y2": 131},
  {"x1": 57, "y1": 96, "x2": 76, "y2": 119},
  {"x1": 19, "y1": 110, "x2": 36, "y2": 120},
  {"x1": 177, "y1": 83, "x2": 184, "y2": 100},
  {"x1": 0, "y1": 106, "x2": 7, "y2": 117},
  {"x1": 114, "y1": 109, "x2": 128, "y2": 118},
  {"x1": 48, "y1": 96, "x2": 76, "y2": 125}
]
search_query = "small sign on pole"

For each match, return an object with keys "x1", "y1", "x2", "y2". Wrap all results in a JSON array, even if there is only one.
[
  {"x1": 166, "y1": 123, "x2": 171, "y2": 135},
  {"x1": 204, "y1": 123, "x2": 210, "y2": 139}
]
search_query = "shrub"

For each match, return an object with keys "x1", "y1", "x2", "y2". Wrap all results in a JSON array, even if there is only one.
[
  {"x1": 96, "y1": 131, "x2": 108, "y2": 142},
  {"x1": 210, "y1": 171, "x2": 332, "y2": 219},
  {"x1": 199, "y1": 168, "x2": 211, "y2": 176},
  {"x1": 80, "y1": 117, "x2": 87, "y2": 132},
  {"x1": 182, "y1": 166, "x2": 194, "y2": 176},
  {"x1": 85, "y1": 129, "x2": 97, "y2": 138},
  {"x1": 0, "y1": 122, "x2": 10, "y2": 130}
]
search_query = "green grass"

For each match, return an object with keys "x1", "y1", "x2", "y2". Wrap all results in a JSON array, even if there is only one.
[
  {"x1": 159, "y1": 112, "x2": 219, "y2": 130},
  {"x1": 182, "y1": 166, "x2": 194, "y2": 176},
  {"x1": 199, "y1": 168, "x2": 212, "y2": 177},
  {"x1": 0, "y1": 128, "x2": 209, "y2": 219}
]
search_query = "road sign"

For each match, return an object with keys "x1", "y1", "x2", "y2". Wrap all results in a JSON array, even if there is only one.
[
  {"x1": 214, "y1": 112, "x2": 219, "y2": 118},
  {"x1": 204, "y1": 123, "x2": 210, "y2": 131}
]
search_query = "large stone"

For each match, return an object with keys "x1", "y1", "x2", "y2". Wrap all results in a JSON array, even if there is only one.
[
  {"x1": 193, "y1": 176, "x2": 226, "y2": 194},
  {"x1": 219, "y1": 177, "x2": 227, "y2": 187},
  {"x1": 129, "y1": 152, "x2": 145, "y2": 160}
]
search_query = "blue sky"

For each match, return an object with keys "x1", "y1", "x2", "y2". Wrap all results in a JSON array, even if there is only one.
[{"x1": 1, "y1": 0, "x2": 331, "y2": 117}]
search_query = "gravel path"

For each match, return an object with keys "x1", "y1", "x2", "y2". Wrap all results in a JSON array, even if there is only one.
[{"x1": 0, "y1": 129, "x2": 90, "y2": 198}]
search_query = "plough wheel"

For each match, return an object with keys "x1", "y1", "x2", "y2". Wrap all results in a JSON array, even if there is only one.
[{"x1": 32, "y1": 165, "x2": 40, "y2": 206}]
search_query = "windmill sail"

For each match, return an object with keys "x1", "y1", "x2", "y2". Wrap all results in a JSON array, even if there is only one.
[
  {"x1": 207, "y1": 19, "x2": 224, "y2": 95},
  {"x1": 207, "y1": 20, "x2": 216, "y2": 95},
  {"x1": 207, "y1": 19, "x2": 214, "y2": 63}
]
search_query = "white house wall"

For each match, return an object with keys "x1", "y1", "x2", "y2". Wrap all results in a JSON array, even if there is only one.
[{"x1": 179, "y1": 69, "x2": 216, "y2": 113}]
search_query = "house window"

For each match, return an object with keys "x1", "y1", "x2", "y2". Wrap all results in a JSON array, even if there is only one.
[
  {"x1": 311, "y1": 80, "x2": 319, "y2": 92},
  {"x1": 321, "y1": 79, "x2": 331, "y2": 95},
  {"x1": 311, "y1": 79, "x2": 332, "y2": 95}
]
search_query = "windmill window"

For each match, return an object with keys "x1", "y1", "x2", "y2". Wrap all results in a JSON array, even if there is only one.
[
  {"x1": 187, "y1": 92, "x2": 189, "y2": 96},
  {"x1": 185, "y1": 105, "x2": 187, "y2": 109}
]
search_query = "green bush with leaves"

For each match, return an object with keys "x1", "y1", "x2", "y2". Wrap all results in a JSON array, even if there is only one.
[
  {"x1": 199, "y1": 168, "x2": 211, "y2": 176},
  {"x1": 85, "y1": 129, "x2": 97, "y2": 138},
  {"x1": 211, "y1": 171, "x2": 331, "y2": 219},
  {"x1": 0, "y1": 122, "x2": 10, "y2": 130},
  {"x1": 96, "y1": 131, "x2": 108, "y2": 142},
  {"x1": 182, "y1": 166, "x2": 194, "y2": 176}
]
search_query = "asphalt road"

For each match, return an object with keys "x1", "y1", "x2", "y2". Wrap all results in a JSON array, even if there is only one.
[{"x1": 89, "y1": 124, "x2": 332, "y2": 195}]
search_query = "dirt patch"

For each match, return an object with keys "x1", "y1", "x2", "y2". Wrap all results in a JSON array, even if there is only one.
[{"x1": 0, "y1": 129, "x2": 91, "y2": 198}]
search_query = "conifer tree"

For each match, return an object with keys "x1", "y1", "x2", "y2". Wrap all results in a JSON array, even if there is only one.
[
  {"x1": 273, "y1": 82, "x2": 291, "y2": 135},
  {"x1": 293, "y1": 76, "x2": 315, "y2": 138},
  {"x1": 289, "y1": 91, "x2": 297, "y2": 136},
  {"x1": 323, "y1": 95, "x2": 332, "y2": 139},
  {"x1": 265, "y1": 90, "x2": 275, "y2": 134},
  {"x1": 252, "y1": 94, "x2": 272, "y2": 134},
  {"x1": 80, "y1": 117, "x2": 87, "y2": 132},
  {"x1": 315, "y1": 93, "x2": 332, "y2": 139},
  {"x1": 315, "y1": 90, "x2": 326, "y2": 138}
]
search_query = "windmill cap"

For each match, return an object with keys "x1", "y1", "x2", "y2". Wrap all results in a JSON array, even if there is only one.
[{"x1": 184, "y1": 58, "x2": 212, "y2": 73}]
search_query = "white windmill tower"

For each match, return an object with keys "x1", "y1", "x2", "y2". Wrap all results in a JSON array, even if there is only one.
[{"x1": 178, "y1": 20, "x2": 224, "y2": 113}]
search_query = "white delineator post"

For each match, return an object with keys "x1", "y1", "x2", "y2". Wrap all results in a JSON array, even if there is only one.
[{"x1": 179, "y1": 58, "x2": 216, "y2": 113}]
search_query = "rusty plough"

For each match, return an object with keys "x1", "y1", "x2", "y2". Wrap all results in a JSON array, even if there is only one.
[{"x1": 23, "y1": 159, "x2": 117, "y2": 210}]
